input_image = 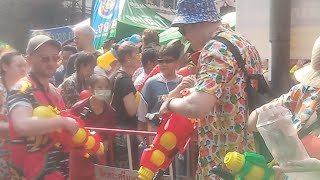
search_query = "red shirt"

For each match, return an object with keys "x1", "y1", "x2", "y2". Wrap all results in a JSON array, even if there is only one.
[
  {"x1": 7, "y1": 77, "x2": 68, "y2": 180},
  {"x1": 69, "y1": 98, "x2": 115, "y2": 180}
]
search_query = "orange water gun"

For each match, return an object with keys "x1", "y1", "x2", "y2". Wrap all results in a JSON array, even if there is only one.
[
  {"x1": 138, "y1": 89, "x2": 197, "y2": 180},
  {"x1": 32, "y1": 106, "x2": 105, "y2": 158}
]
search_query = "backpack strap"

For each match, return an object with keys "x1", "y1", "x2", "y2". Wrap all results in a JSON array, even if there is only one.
[{"x1": 213, "y1": 36, "x2": 248, "y2": 77}]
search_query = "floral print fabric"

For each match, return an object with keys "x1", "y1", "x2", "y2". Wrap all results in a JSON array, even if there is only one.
[
  {"x1": 59, "y1": 73, "x2": 86, "y2": 109},
  {"x1": 195, "y1": 26, "x2": 262, "y2": 179},
  {"x1": 0, "y1": 81, "x2": 9, "y2": 180},
  {"x1": 276, "y1": 84, "x2": 320, "y2": 130}
]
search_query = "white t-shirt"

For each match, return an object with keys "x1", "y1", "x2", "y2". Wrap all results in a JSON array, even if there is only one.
[
  {"x1": 134, "y1": 70, "x2": 148, "y2": 89},
  {"x1": 94, "y1": 66, "x2": 107, "y2": 76}
]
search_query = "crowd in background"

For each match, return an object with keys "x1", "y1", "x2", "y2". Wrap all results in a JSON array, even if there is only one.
[
  {"x1": 0, "y1": 21, "x2": 195, "y2": 179},
  {"x1": 1, "y1": 0, "x2": 320, "y2": 179}
]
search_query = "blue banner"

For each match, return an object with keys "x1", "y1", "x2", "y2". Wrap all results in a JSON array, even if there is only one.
[
  {"x1": 30, "y1": 26, "x2": 74, "y2": 43},
  {"x1": 92, "y1": 0, "x2": 122, "y2": 49}
]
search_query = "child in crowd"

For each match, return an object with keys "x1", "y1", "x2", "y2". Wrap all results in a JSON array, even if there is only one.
[{"x1": 69, "y1": 74, "x2": 115, "y2": 180}]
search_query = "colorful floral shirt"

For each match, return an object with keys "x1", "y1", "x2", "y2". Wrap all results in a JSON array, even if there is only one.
[
  {"x1": 276, "y1": 84, "x2": 320, "y2": 130},
  {"x1": 0, "y1": 81, "x2": 9, "y2": 179},
  {"x1": 195, "y1": 26, "x2": 262, "y2": 179},
  {"x1": 7, "y1": 77, "x2": 69, "y2": 180},
  {"x1": 59, "y1": 73, "x2": 87, "y2": 109}
]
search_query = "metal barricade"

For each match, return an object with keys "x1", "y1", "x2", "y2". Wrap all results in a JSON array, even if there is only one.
[{"x1": 87, "y1": 127, "x2": 196, "y2": 180}]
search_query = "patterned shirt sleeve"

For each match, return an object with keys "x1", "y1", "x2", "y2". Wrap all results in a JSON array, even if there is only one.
[
  {"x1": 7, "y1": 82, "x2": 34, "y2": 113},
  {"x1": 0, "y1": 83, "x2": 7, "y2": 115},
  {"x1": 59, "y1": 77, "x2": 78, "y2": 109},
  {"x1": 275, "y1": 84, "x2": 301, "y2": 111},
  {"x1": 195, "y1": 40, "x2": 236, "y2": 99}
]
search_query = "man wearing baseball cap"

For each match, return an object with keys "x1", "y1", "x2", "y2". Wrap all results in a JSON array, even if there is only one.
[
  {"x1": 159, "y1": 0, "x2": 263, "y2": 179},
  {"x1": 7, "y1": 35, "x2": 79, "y2": 179}
]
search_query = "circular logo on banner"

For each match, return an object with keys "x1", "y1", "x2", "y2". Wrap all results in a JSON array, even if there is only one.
[{"x1": 98, "y1": 0, "x2": 116, "y2": 19}]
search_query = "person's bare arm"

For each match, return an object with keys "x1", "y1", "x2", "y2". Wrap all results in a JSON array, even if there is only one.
[
  {"x1": 160, "y1": 91, "x2": 216, "y2": 119},
  {"x1": 0, "y1": 95, "x2": 8, "y2": 133},
  {"x1": 0, "y1": 122, "x2": 8, "y2": 134},
  {"x1": 248, "y1": 109, "x2": 259, "y2": 132},
  {"x1": 123, "y1": 92, "x2": 138, "y2": 117},
  {"x1": 10, "y1": 106, "x2": 78, "y2": 137},
  {"x1": 247, "y1": 102, "x2": 283, "y2": 132},
  {"x1": 167, "y1": 75, "x2": 196, "y2": 99}
]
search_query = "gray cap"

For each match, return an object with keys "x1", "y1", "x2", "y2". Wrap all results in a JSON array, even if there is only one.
[{"x1": 26, "y1": 35, "x2": 61, "y2": 55}]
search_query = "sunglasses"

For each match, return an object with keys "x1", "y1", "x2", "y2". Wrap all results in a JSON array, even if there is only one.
[
  {"x1": 157, "y1": 58, "x2": 177, "y2": 64},
  {"x1": 36, "y1": 55, "x2": 60, "y2": 63},
  {"x1": 178, "y1": 25, "x2": 186, "y2": 36}
]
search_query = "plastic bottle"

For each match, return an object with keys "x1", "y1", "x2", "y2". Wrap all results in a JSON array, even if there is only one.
[{"x1": 256, "y1": 105, "x2": 318, "y2": 179}]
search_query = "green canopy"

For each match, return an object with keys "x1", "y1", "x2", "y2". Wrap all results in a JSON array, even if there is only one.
[
  {"x1": 159, "y1": 27, "x2": 181, "y2": 45},
  {"x1": 159, "y1": 12, "x2": 237, "y2": 45},
  {"x1": 92, "y1": 0, "x2": 171, "y2": 48}
]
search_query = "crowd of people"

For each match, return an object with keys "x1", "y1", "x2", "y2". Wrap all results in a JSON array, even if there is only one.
[
  {"x1": 0, "y1": 0, "x2": 319, "y2": 180},
  {"x1": 0, "y1": 18, "x2": 192, "y2": 180}
]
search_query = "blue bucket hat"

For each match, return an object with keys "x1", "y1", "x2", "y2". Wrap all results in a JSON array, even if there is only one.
[{"x1": 172, "y1": 0, "x2": 222, "y2": 26}]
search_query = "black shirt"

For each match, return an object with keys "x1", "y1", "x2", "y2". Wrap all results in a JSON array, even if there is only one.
[{"x1": 111, "y1": 70, "x2": 137, "y2": 130}]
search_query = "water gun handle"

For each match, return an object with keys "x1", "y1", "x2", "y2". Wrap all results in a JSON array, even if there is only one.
[{"x1": 59, "y1": 110, "x2": 85, "y2": 127}]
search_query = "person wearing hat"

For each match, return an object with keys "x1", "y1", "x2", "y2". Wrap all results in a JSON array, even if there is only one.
[
  {"x1": 7, "y1": 35, "x2": 79, "y2": 179},
  {"x1": 159, "y1": 0, "x2": 263, "y2": 179},
  {"x1": 248, "y1": 36, "x2": 320, "y2": 172}
]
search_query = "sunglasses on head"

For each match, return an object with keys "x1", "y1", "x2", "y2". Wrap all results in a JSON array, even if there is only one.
[{"x1": 157, "y1": 58, "x2": 177, "y2": 64}]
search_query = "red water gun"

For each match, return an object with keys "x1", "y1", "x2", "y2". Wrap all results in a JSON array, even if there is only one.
[
  {"x1": 138, "y1": 89, "x2": 197, "y2": 180},
  {"x1": 177, "y1": 51, "x2": 200, "y2": 77},
  {"x1": 138, "y1": 51, "x2": 201, "y2": 92},
  {"x1": 32, "y1": 106, "x2": 105, "y2": 158}
]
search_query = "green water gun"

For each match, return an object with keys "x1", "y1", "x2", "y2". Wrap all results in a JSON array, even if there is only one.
[{"x1": 224, "y1": 152, "x2": 275, "y2": 180}]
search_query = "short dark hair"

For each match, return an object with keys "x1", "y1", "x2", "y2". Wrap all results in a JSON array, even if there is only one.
[
  {"x1": 61, "y1": 38, "x2": 74, "y2": 47},
  {"x1": 112, "y1": 42, "x2": 138, "y2": 64},
  {"x1": 62, "y1": 45, "x2": 77, "y2": 54},
  {"x1": 159, "y1": 40, "x2": 184, "y2": 60},
  {"x1": 141, "y1": 48, "x2": 158, "y2": 68},
  {"x1": 89, "y1": 74, "x2": 110, "y2": 88},
  {"x1": 74, "y1": 52, "x2": 95, "y2": 72},
  {"x1": 103, "y1": 38, "x2": 116, "y2": 50},
  {"x1": 142, "y1": 29, "x2": 159, "y2": 47}
]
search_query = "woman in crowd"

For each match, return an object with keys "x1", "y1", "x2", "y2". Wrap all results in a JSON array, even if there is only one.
[
  {"x1": 111, "y1": 41, "x2": 141, "y2": 168},
  {"x1": 59, "y1": 52, "x2": 95, "y2": 109},
  {"x1": 0, "y1": 51, "x2": 27, "y2": 179},
  {"x1": 248, "y1": 36, "x2": 320, "y2": 176},
  {"x1": 69, "y1": 74, "x2": 115, "y2": 180},
  {"x1": 111, "y1": 41, "x2": 141, "y2": 130}
]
